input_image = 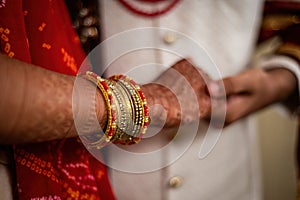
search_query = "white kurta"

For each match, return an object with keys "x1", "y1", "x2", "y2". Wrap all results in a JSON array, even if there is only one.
[{"x1": 98, "y1": 0, "x2": 265, "y2": 199}]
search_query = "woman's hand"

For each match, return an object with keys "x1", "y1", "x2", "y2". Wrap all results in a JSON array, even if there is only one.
[
  {"x1": 208, "y1": 67, "x2": 298, "y2": 125},
  {"x1": 142, "y1": 59, "x2": 212, "y2": 127}
]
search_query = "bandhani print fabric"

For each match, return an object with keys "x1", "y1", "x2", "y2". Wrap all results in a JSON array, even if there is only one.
[{"x1": 0, "y1": 0, "x2": 115, "y2": 199}]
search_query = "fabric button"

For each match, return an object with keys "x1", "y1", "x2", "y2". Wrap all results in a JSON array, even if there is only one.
[
  {"x1": 169, "y1": 176, "x2": 183, "y2": 188},
  {"x1": 163, "y1": 32, "x2": 176, "y2": 44}
]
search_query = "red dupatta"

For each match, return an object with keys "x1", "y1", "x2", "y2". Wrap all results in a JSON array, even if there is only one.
[{"x1": 0, "y1": 0, "x2": 115, "y2": 199}]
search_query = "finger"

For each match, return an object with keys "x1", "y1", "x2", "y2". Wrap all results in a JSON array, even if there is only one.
[
  {"x1": 225, "y1": 95, "x2": 256, "y2": 124},
  {"x1": 208, "y1": 98, "x2": 227, "y2": 128},
  {"x1": 208, "y1": 70, "x2": 257, "y2": 98}
]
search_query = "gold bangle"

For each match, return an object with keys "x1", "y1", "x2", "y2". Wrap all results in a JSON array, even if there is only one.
[
  {"x1": 79, "y1": 71, "x2": 149, "y2": 147},
  {"x1": 106, "y1": 79, "x2": 133, "y2": 142},
  {"x1": 84, "y1": 71, "x2": 117, "y2": 148},
  {"x1": 109, "y1": 75, "x2": 149, "y2": 144}
]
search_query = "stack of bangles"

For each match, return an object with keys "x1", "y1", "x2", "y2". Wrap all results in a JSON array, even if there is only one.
[{"x1": 80, "y1": 71, "x2": 150, "y2": 149}]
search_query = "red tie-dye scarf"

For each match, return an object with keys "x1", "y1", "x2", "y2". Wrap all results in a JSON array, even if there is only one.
[{"x1": 0, "y1": 0, "x2": 115, "y2": 199}]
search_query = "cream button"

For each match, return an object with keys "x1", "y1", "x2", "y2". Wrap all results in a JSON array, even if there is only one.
[
  {"x1": 169, "y1": 176, "x2": 183, "y2": 188},
  {"x1": 163, "y1": 32, "x2": 176, "y2": 44}
]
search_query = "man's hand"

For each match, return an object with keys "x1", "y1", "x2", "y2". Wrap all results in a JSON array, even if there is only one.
[{"x1": 208, "y1": 67, "x2": 297, "y2": 125}]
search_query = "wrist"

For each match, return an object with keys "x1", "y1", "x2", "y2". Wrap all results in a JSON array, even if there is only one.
[
  {"x1": 141, "y1": 83, "x2": 181, "y2": 127},
  {"x1": 95, "y1": 88, "x2": 108, "y2": 130},
  {"x1": 140, "y1": 84, "x2": 155, "y2": 108},
  {"x1": 266, "y1": 68, "x2": 297, "y2": 101}
]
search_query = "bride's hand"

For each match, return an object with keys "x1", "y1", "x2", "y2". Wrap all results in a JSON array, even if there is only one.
[{"x1": 142, "y1": 59, "x2": 212, "y2": 127}]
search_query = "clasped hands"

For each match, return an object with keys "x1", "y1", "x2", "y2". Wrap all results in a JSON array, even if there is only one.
[{"x1": 142, "y1": 59, "x2": 297, "y2": 128}]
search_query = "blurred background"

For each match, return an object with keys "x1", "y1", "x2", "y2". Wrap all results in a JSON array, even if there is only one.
[{"x1": 256, "y1": 106, "x2": 298, "y2": 200}]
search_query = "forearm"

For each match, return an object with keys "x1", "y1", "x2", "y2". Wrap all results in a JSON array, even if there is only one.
[{"x1": 0, "y1": 54, "x2": 107, "y2": 144}]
